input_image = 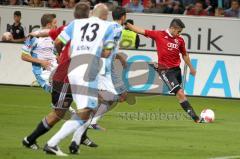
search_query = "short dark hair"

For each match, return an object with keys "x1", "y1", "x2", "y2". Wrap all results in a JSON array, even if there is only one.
[
  {"x1": 41, "y1": 14, "x2": 56, "y2": 27},
  {"x1": 170, "y1": 18, "x2": 185, "y2": 28},
  {"x1": 14, "y1": 11, "x2": 21, "y2": 17},
  {"x1": 126, "y1": 19, "x2": 134, "y2": 25},
  {"x1": 74, "y1": 2, "x2": 90, "y2": 19},
  {"x1": 112, "y1": 6, "x2": 126, "y2": 20}
]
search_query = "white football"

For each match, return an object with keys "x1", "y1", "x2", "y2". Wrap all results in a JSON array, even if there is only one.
[{"x1": 200, "y1": 109, "x2": 215, "y2": 123}]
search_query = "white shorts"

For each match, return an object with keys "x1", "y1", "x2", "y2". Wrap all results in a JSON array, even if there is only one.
[
  {"x1": 98, "y1": 75, "x2": 118, "y2": 101},
  {"x1": 68, "y1": 66, "x2": 98, "y2": 110}
]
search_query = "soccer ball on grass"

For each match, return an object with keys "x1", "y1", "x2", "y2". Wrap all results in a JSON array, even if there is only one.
[{"x1": 200, "y1": 109, "x2": 215, "y2": 123}]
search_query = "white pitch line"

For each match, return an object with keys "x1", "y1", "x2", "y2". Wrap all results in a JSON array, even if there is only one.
[{"x1": 209, "y1": 156, "x2": 240, "y2": 159}]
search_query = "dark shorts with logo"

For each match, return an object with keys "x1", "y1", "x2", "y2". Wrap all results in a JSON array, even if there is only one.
[
  {"x1": 158, "y1": 67, "x2": 182, "y2": 94},
  {"x1": 51, "y1": 81, "x2": 73, "y2": 109}
]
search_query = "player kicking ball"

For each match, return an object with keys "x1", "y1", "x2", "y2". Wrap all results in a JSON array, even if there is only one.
[{"x1": 125, "y1": 18, "x2": 204, "y2": 123}]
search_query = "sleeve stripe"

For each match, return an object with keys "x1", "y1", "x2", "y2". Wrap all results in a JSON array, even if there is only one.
[
  {"x1": 58, "y1": 35, "x2": 67, "y2": 45},
  {"x1": 21, "y1": 50, "x2": 30, "y2": 55}
]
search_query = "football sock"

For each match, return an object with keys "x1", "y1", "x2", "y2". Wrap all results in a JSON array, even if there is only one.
[
  {"x1": 180, "y1": 100, "x2": 199, "y2": 121},
  {"x1": 71, "y1": 119, "x2": 91, "y2": 145},
  {"x1": 91, "y1": 103, "x2": 109, "y2": 125},
  {"x1": 27, "y1": 117, "x2": 51, "y2": 144},
  {"x1": 47, "y1": 114, "x2": 86, "y2": 147}
]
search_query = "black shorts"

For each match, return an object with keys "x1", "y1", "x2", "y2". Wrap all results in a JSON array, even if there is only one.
[
  {"x1": 51, "y1": 81, "x2": 73, "y2": 109},
  {"x1": 158, "y1": 67, "x2": 182, "y2": 94}
]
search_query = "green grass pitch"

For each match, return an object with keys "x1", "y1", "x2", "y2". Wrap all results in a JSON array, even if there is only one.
[{"x1": 0, "y1": 85, "x2": 240, "y2": 159}]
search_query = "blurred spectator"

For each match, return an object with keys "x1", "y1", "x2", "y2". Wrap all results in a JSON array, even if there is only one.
[
  {"x1": 224, "y1": 0, "x2": 240, "y2": 18},
  {"x1": 120, "y1": 19, "x2": 140, "y2": 49},
  {"x1": 162, "y1": 0, "x2": 184, "y2": 14},
  {"x1": 185, "y1": 1, "x2": 208, "y2": 16},
  {"x1": 9, "y1": 0, "x2": 20, "y2": 5},
  {"x1": 63, "y1": 0, "x2": 77, "y2": 8},
  {"x1": 5, "y1": 11, "x2": 26, "y2": 42},
  {"x1": 125, "y1": 0, "x2": 144, "y2": 13},
  {"x1": 144, "y1": 0, "x2": 163, "y2": 13},
  {"x1": 47, "y1": 0, "x2": 62, "y2": 8},
  {"x1": 0, "y1": 0, "x2": 9, "y2": 5},
  {"x1": 181, "y1": 0, "x2": 195, "y2": 7},
  {"x1": 172, "y1": 1, "x2": 184, "y2": 14},
  {"x1": 215, "y1": 7, "x2": 224, "y2": 16},
  {"x1": 28, "y1": 0, "x2": 44, "y2": 7},
  {"x1": 80, "y1": 0, "x2": 94, "y2": 9}
]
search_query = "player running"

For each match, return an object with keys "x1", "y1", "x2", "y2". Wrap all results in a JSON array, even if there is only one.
[
  {"x1": 21, "y1": 3, "x2": 96, "y2": 151},
  {"x1": 43, "y1": 3, "x2": 116, "y2": 156},
  {"x1": 21, "y1": 13, "x2": 57, "y2": 93},
  {"x1": 67, "y1": 6, "x2": 128, "y2": 154},
  {"x1": 125, "y1": 18, "x2": 203, "y2": 123}
]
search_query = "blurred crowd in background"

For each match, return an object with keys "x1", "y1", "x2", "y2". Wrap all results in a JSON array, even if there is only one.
[{"x1": 0, "y1": 0, "x2": 239, "y2": 18}]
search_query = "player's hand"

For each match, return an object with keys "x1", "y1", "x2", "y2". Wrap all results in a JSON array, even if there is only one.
[
  {"x1": 41, "y1": 60, "x2": 52, "y2": 70},
  {"x1": 190, "y1": 68, "x2": 196, "y2": 76}
]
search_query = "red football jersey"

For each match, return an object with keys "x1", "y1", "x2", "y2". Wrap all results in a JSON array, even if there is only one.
[
  {"x1": 49, "y1": 25, "x2": 70, "y2": 83},
  {"x1": 145, "y1": 29, "x2": 186, "y2": 69}
]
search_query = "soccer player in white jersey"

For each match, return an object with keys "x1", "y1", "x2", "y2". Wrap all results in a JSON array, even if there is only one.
[
  {"x1": 43, "y1": 4, "x2": 116, "y2": 156},
  {"x1": 21, "y1": 13, "x2": 57, "y2": 93},
  {"x1": 90, "y1": 6, "x2": 128, "y2": 130},
  {"x1": 21, "y1": 4, "x2": 96, "y2": 151},
  {"x1": 66, "y1": 6, "x2": 128, "y2": 154}
]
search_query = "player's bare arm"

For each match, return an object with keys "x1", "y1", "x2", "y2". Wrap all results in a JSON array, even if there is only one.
[
  {"x1": 182, "y1": 53, "x2": 196, "y2": 76},
  {"x1": 125, "y1": 22, "x2": 145, "y2": 35},
  {"x1": 54, "y1": 38, "x2": 65, "y2": 54},
  {"x1": 21, "y1": 53, "x2": 52, "y2": 70},
  {"x1": 116, "y1": 53, "x2": 127, "y2": 68},
  {"x1": 29, "y1": 29, "x2": 50, "y2": 37}
]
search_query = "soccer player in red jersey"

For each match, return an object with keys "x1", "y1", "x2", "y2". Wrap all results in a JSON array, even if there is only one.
[{"x1": 125, "y1": 18, "x2": 202, "y2": 123}]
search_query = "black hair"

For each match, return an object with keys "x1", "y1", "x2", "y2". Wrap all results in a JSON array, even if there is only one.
[
  {"x1": 112, "y1": 6, "x2": 126, "y2": 20},
  {"x1": 14, "y1": 11, "x2": 21, "y2": 17},
  {"x1": 169, "y1": 18, "x2": 185, "y2": 28},
  {"x1": 125, "y1": 19, "x2": 134, "y2": 25}
]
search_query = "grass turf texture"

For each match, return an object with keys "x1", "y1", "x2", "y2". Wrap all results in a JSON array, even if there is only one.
[{"x1": 0, "y1": 85, "x2": 240, "y2": 159}]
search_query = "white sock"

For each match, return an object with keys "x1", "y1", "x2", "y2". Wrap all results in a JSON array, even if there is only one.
[
  {"x1": 71, "y1": 119, "x2": 91, "y2": 145},
  {"x1": 47, "y1": 114, "x2": 85, "y2": 147},
  {"x1": 91, "y1": 103, "x2": 109, "y2": 125}
]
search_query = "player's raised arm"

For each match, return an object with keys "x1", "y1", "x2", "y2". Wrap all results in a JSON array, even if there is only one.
[
  {"x1": 29, "y1": 29, "x2": 50, "y2": 38},
  {"x1": 125, "y1": 22, "x2": 145, "y2": 35}
]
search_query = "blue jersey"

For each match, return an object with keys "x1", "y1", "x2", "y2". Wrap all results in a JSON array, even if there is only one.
[
  {"x1": 104, "y1": 22, "x2": 127, "y2": 94},
  {"x1": 58, "y1": 17, "x2": 115, "y2": 83},
  {"x1": 21, "y1": 36, "x2": 57, "y2": 92}
]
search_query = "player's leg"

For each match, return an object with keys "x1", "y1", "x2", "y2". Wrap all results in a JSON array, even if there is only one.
[
  {"x1": 44, "y1": 110, "x2": 91, "y2": 156},
  {"x1": 175, "y1": 68, "x2": 200, "y2": 122},
  {"x1": 44, "y1": 79, "x2": 98, "y2": 155},
  {"x1": 22, "y1": 81, "x2": 71, "y2": 149},
  {"x1": 159, "y1": 68, "x2": 199, "y2": 122}
]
